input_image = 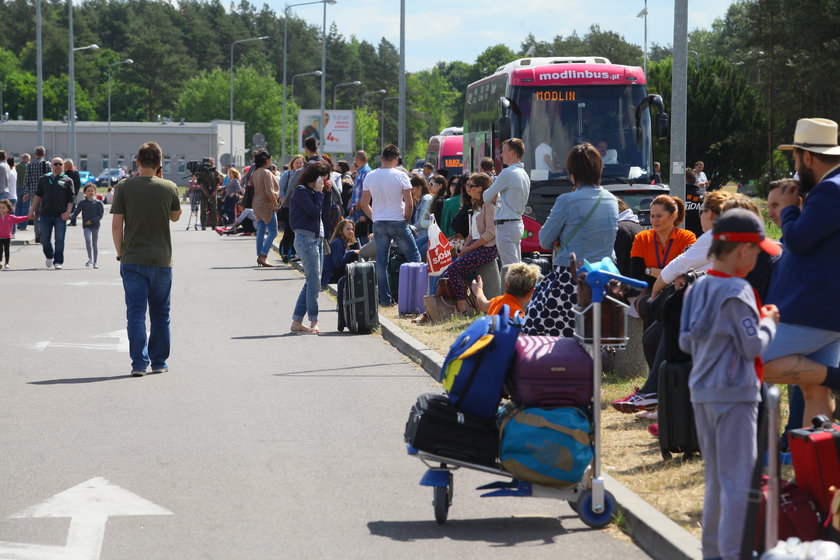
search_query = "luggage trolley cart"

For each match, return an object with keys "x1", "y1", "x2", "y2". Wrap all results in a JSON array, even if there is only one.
[{"x1": 406, "y1": 263, "x2": 647, "y2": 527}]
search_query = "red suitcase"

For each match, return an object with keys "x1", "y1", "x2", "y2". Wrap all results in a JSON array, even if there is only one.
[
  {"x1": 507, "y1": 336, "x2": 593, "y2": 407},
  {"x1": 790, "y1": 416, "x2": 840, "y2": 514}
]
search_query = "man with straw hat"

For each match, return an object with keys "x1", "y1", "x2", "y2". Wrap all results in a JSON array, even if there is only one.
[{"x1": 762, "y1": 118, "x2": 840, "y2": 426}]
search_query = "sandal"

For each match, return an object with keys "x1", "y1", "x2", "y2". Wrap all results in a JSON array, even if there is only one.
[
  {"x1": 411, "y1": 313, "x2": 430, "y2": 324},
  {"x1": 308, "y1": 324, "x2": 321, "y2": 335},
  {"x1": 290, "y1": 324, "x2": 313, "y2": 334}
]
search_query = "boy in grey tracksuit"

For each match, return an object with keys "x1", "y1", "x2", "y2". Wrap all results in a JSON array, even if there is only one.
[{"x1": 679, "y1": 209, "x2": 780, "y2": 560}]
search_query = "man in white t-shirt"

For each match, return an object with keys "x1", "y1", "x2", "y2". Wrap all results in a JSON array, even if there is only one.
[
  {"x1": 694, "y1": 160, "x2": 710, "y2": 188},
  {"x1": 534, "y1": 141, "x2": 560, "y2": 173},
  {"x1": 360, "y1": 144, "x2": 421, "y2": 305}
]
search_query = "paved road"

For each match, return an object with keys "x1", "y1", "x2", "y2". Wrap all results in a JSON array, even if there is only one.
[{"x1": 0, "y1": 209, "x2": 651, "y2": 559}]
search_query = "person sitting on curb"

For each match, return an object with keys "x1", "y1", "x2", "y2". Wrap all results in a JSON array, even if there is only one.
[{"x1": 470, "y1": 262, "x2": 541, "y2": 318}]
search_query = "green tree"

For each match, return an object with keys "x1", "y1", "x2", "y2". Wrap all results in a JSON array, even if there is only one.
[
  {"x1": 177, "y1": 66, "x2": 284, "y2": 156},
  {"x1": 647, "y1": 57, "x2": 766, "y2": 187}
]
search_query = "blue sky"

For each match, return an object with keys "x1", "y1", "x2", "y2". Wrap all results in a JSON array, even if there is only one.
[{"x1": 269, "y1": 0, "x2": 736, "y2": 72}]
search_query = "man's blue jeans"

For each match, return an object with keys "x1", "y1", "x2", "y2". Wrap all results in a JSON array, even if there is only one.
[
  {"x1": 292, "y1": 235, "x2": 323, "y2": 322},
  {"x1": 38, "y1": 215, "x2": 67, "y2": 264},
  {"x1": 255, "y1": 213, "x2": 278, "y2": 256},
  {"x1": 373, "y1": 220, "x2": 421, "y2": 306},
  {"x1": 120, "y1": 263, "x2": 173, "y2": 372},
  {"x1": 14, "y1": 192, "x2": 29, "y2": 229}
]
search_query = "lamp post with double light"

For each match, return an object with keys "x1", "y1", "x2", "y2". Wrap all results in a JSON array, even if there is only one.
[
  {"x1": 68, "y1": 36, "x2": 98, "y2": 163},
  {"x1": 380, "y1": 96, "x2": 398, "y2": 151},
  {"x1": 282, "y1": 0, "x2": 336, "y2": 166},
  {"x1": 290, "y1": 70, "x2": 322, "y2": 157},
  {"x1": 230, "y1": 36, "x2": 268, "y2": 167},
  {"x1": 360, "y1": 89, "x2": 385, "y2": 154},
  {"x1": 107, "y1": 58, "x2": 133, "y2": 175}
]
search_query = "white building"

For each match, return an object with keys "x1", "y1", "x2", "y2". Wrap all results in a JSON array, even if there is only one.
[{"x1": 0, "y1": 119, "x2": 246, "y2": 184}]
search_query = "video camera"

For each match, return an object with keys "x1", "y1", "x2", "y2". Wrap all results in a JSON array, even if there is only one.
[{"x1": 187, "y1": 157, "x2": 215, "y2": 176}]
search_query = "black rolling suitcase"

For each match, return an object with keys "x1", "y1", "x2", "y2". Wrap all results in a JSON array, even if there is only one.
[
  {"x1": 404, "y1": 393, "x2": 499, "y2": 467},
  {"x1": 657, "y1": 360, "x2": 700, "y2": 459},
  {"x1": 522, "y1": 252, "x2": 552, "y2": 276},
  {"x1": 341, "y1": 261, "x2": 378, "y2": 333}
]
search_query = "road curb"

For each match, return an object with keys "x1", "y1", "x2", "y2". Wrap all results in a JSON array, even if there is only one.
[{"x1": 276, "y1": 241, "x2": 702, "y2": 560}]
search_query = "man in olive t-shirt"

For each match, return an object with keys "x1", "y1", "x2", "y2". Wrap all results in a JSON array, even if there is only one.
[{"x1": 111, "y1": 142, "x2": 182, "y2": 377}]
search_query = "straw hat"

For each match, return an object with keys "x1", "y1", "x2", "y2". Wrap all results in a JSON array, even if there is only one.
[{"x1": 778, "y1": 118, "x2": 840, "y2": 155}]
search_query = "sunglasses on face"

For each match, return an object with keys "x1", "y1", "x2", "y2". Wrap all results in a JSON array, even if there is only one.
[{"x1": 52, "y1": 162, "x2": 63, "y2": 167}]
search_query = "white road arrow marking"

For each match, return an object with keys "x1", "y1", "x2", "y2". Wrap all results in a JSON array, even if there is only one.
[
  {"x1": 27, "y1": 330, "x2": 128, "y2": 353},
  {"x1": 62, "y1": 282, "x2": 121, "y2": 288},
  {"x1": 0, "y1": 477, "x2": 172, "y2": 560}
]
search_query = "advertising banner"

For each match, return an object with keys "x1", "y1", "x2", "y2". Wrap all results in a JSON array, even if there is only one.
[{"x1": 297, "y1": 110, "x2": 356, "y2": 153}]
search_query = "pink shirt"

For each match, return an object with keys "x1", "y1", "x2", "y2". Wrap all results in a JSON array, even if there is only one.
[{"x1": 0, "y1": 214, "x2": 29, "y2": 238}]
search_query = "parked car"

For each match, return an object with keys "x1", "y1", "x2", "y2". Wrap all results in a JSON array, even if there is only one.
[
  {"x1": 78, "y1": 171, "x2": 96, "y2": 187},
  {"x1": 97, "y1": 168, "x2": 123, "y2": 187}
]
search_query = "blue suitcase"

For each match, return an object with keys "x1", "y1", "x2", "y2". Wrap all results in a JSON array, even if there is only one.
[
  {"x1": 398, "y1": 262, "x2": 428, "y2": 315},
  {"x1": 440, "y1": 305, "x2": 522, "y2": 419}
]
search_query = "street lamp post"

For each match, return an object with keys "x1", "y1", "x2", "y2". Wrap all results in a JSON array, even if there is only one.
[
  {"x1": 282, "y1": 0, "x2": 336, "y2": 167},
  {"x1": 636, "y1": 1, "x2": 648, "y2": 76},
  {"x1": 333, "y1": 81, "x2": 361, "y2": 109},
  {"x1": 290, "y1": 71, "x2": 322, "y2": 157},
  {"x1": 230, "y1": 36, "x2": 268, "y2": 168},
  {"x1": 380, "y1": 96, "x2": 398, "y2": 152},
  {"x1": 68, "y1": 36, "x2": 99, "y2": 163},
  {"x1": 359, "y1": 89, "x2": 385, "y2": 154},
  {"x1": 107, "y1": 58, "x2": 133, "y2": 175}
]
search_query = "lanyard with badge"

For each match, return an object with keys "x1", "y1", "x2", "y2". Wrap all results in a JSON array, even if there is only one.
[{"x1": 653, "y1": 234, "x2": 674, "y2": 269}]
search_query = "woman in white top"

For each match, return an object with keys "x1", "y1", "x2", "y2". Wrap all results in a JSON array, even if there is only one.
[{"x1": 650, "y1": 189, "x2": 734, "y2": 297}]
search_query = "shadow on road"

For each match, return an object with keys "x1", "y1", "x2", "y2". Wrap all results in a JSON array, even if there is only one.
[
  {"x1": 367, "y1": 515, "x2": 587, "y2": 545},
  {"x1": 29, "y1": 374, "x2": 137, "y2": 385},
  {"x1": 274, "y1": 362, "x2": 423, "y2": 377}
]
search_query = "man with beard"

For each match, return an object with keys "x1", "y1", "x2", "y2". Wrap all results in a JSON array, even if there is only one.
[{"x1": 761, "y1": 118, "x2": 840, "y2": 426}]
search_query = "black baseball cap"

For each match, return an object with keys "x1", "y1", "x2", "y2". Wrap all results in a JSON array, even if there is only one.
[{"x1": 712, "y1": 208, "x2": 781, "y2": 256}]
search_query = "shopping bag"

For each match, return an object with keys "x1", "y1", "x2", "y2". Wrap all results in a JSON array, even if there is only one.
[{"x1": 427, "y1": 215, "x2": 452, "y2": 275}]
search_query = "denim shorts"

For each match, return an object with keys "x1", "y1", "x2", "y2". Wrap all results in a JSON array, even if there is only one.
[{"x1": 763, "y1": 322, "x2": 840, "y2": 366}]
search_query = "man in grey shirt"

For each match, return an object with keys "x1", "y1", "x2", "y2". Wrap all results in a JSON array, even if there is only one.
[{"x1": 482, "y1": 138, "x2": 530, "y2": 266}]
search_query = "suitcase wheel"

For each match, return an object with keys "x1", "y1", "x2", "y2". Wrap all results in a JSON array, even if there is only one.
[
  {"x1": 576, "y1": 489, "x2": 616, "y2": 529},
  {"x1": 432, "y1": 472, "x2": 454, "y2": 524}
]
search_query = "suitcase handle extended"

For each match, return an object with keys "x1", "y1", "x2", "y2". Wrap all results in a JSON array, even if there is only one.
[{"x1": 582, "y1": 269, "x2": 648, "y2": 303}]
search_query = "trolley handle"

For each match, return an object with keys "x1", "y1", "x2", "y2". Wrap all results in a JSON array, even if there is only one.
[{"x1": 583, "y1": 270, "x2": 648, "y2": 303}]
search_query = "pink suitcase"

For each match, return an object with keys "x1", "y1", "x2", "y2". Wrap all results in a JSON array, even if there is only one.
[{"x1": 507, "y1": 336, "x2": 594, "y2": 407}]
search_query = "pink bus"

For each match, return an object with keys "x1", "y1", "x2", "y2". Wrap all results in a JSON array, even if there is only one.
[
  {"x1": 425, "y1": 135, "x2": 463, "y2": 177},
  {"x1": 462, "y1": 56, "x2": 669, "y2": 227}
]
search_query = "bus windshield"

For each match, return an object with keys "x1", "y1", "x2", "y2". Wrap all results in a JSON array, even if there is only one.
[{"x1": 509, "y1": 84, "x2": 653, "y2": 184}]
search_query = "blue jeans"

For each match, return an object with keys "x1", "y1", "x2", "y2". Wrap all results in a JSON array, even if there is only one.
[
  {"x1": 373, "y1": 220, "x2": 421, "y2": 306},
  {"x1": 120, "y1": 263, "x2": 173, "y2": 372},
  {"x1": 292, "y1": 235, "x2": 324, "y2": 322},
  {"x1": 14, "y1": 193, "x2": 29, "y2": 229},
  {"x1": 38, "y1": 215, "x2": 67, "y2": 264},
  {"x1": 255, "y1": 213, "x2": 278, "y2": 256}
]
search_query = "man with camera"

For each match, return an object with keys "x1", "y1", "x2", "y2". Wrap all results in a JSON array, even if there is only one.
[{"x1": 196, "y1": 157, "x2": 222, "y2": 230}]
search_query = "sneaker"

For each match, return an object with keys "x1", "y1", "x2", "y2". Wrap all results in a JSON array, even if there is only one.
[
  {"x1": 3, "y1": 264, "x2": 9, "y2": 269},
  {"x1": 611, "y1": 387, "x2": 658, "y2": 413},
  {"x1": 131, "y1": 370, "x2": 146, "y2": 377},
  {"x1": 45, "y1": 258, "x2": 53, "y2": 269},
  {"x1": 54, "y1": 263, "x2": 62, "y2": 270},
  {"x1": 85, "y1": 260, "x2": 92, "y2": 267},
  {"x1": 93, "y1": 262, "x2": 99, "y2": 269},
  {"x1": 648, "y1": 424, "x2": 659, "y2": 437},
  {"x1": 151, "y1": 366, "x2": 168, "y2": 374}
]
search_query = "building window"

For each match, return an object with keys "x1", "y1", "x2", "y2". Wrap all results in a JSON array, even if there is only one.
[
  {"x1": 79, "y1": 155, "x2": 88, "y2": 172},
  {"x1": 116, "y1": 155, "x2": 125, "y2": 169},
  {"x1": 163, "y1": 156, "x2": 171, "y2": 174},
  {"x1": 102, "y1": 154, "x2": 109, "y2": 170},
  {"x1": 178, "y1": 157, "x2": 186, "y2": 174}
]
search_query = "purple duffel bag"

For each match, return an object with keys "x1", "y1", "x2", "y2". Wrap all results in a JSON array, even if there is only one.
[{"x1": 507, "y1": 336, "x2": 594, "y2": 407}]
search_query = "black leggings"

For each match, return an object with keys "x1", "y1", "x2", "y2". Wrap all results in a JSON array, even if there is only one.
[
  {"x1": 278, "y1": 207, "x2": 295, "y2": 257},
  {"x1": 639, "y1": 321, "x2": 666, "y2": 394},
  {"x1": 0, "y1": 238, "x2": 9, "y2": 264}
]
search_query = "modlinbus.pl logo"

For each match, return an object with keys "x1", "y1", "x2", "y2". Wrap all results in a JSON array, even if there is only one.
[{"x1": 538, "y1": 70, "x2": 621, "y2": 81}]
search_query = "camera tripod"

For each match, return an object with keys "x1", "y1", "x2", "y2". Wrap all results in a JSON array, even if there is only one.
[{"x1": 186, "y1": 186, "x2": 201, "y2": 231}]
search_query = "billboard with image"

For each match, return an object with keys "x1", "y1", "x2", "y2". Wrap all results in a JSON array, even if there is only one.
[{"x1": 297, "y1": 110, "x2": 356, "y2": 153}]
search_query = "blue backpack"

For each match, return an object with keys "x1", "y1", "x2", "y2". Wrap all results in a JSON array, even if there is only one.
[
  {"x1": 499, "y1": 406, "x2": 593, "y2": 488},
  {"x1": 440, "y1": 305, "x2": 522, "y2": 419}
]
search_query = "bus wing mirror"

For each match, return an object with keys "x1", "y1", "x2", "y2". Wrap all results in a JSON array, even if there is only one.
[
  {"x1": 656, "y1": 113, "x2": 670, "y2": 140},
  {"x1": 498, "y1": 116, "x2": 512, "y2": 142}
]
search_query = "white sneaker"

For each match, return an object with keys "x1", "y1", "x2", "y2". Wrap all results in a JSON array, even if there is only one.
[
  {"x1": 54, "y1": 263, "x2": 62, "y2": 270},
  {"x1": 93, "y1": 262, "x2": 99, "y2": 269},
  {"x1": 45, "y1": 258, "x2": 53, "y2": 269},
  {"x1": 85, "y1": 260, "x2": 92, "y2": 267},
  {"x1": 3, "y1": 264, "x2": 9, "y2": 269}
]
